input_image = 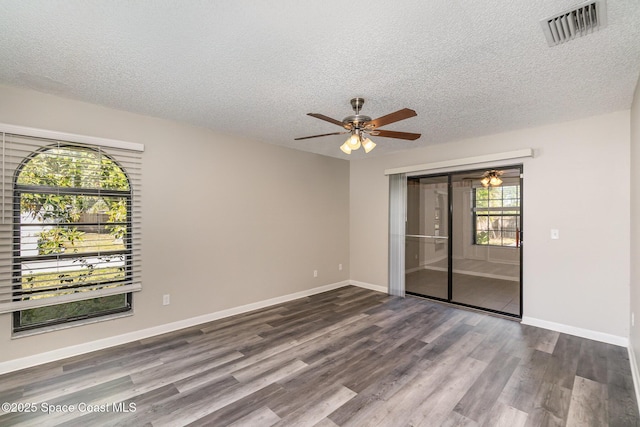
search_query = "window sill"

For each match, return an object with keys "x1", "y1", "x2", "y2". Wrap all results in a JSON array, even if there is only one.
[{"x1": 11, "y1": 311, "x2": 133, "y2": 339}]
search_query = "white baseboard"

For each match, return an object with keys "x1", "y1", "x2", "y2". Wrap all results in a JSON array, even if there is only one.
[
  {"x1": 409, "y1": 265, "x2": 518, "y2": 282},
  {"x1": 422, "y1": 266, "x2": 448, "y2": 272},
  {"x1": 349, "y1": 280, "x2": 388, "y2": 294},
  {"x1": 450, "y1": 269, "x2": 518, "y2": 282},
  {"x1": 0, "y1": 280, "x2": 352, "y2": 375},
  {"x1": 521, "y1": 316, "x2": 628, "y2": 347},
  {"x1": 627, "y1": 341, "x2": 640, "y2": 416},
  {"x1": 422, "y1": 255, "x2": 448, "y2": 266}
]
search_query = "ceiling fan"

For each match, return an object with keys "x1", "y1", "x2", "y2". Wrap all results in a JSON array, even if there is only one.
[{"x1": 295, "y1": 98, "x2": 421, "y2": 154}]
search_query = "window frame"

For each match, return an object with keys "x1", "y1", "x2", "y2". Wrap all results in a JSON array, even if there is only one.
[
  {"x1": 472, "y1": 184, "x2": 521, "y2": 247},
  {"x1": 11, "y1": 145, "x2": 133, "y2": 332}
]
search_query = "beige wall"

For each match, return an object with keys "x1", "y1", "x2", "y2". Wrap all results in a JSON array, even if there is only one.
[
  {"x1": 350, "y1": 111, "x2": 631, "y2": 338},
  {"x1": 631, "y1": 73, "x2": 640, "y2": 365},
  {"x1": 0, "y1": 85, "x2": 350, "y2": 362}
]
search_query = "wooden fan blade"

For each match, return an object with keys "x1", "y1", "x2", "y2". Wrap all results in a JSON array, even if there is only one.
[
  {"x1": 373, "y1": 129, "x2": 421, "y2": 140},
  {"x1": 294, "y1": 131, "x2": 347, "y2": 141},
  {"x1": 307, "y1": 113, "x2": 350, "y2": 128},
  {"x1": 366, "y1": 108, "x2": 417, "y2": 129}
]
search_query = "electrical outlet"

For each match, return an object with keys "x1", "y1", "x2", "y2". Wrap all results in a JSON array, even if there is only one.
[
  {"x1": 313, "y1": 270, "x2": 318, "y2": 278},
  {"x1": 633, "y1": 312, "x2": 635, "y2": 327},
  {"x1": 163, "y1": 294, "x2": 170, "y2": 306},
  {"x1": 339, "y1": 264, "x2": 343, "y2": 271},
  {"x1": 550, "y1": 229, "x2": 560, "y2": 240}
]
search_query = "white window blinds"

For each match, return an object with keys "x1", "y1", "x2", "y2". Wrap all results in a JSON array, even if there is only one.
[
  {"x1": 0, "y1": 129, "x2": 143, "y2": 314},
  {"x1": 388, "y1": 173, "x2": 406, "y2": 297}
]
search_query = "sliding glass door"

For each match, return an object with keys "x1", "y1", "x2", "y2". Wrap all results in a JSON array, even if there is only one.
[
  {"x1": 404, "y1": 166, "x2": 522, "y2": 317},
  {"x1": 405, "y1": 175, "x2": 449, "y2": 300},
  {"x1": 450, "y1": 168, "x2": 521, "y2": 316}
]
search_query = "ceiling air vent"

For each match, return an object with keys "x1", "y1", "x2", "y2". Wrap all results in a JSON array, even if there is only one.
[{"x1": 540, "y1": 0, "x2": 607, "y2": 47}]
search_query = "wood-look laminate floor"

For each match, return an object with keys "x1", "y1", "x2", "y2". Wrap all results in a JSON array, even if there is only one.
[{"x1": 0, "y1": 286, "x2": 638, "y2": 426}]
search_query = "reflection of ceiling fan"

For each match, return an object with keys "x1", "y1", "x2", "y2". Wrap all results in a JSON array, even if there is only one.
[
  {"x1": 460, "y1": 170, "x2": 505, "y2": 187},
  {"x1": 294, "y1": 98, "x2": 421, "y2": 154},
  {"x1": 481, "y1": 170, "x2": 504, "y2": 187}
]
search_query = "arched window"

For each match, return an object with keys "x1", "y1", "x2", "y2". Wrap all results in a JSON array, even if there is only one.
[{"x1": 12, "y1": 145, "x2": 134, "y2": 331}]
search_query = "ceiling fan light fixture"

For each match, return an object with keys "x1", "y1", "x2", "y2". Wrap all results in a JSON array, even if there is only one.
[
  {"x1": 347, "y1": 134, "x2": 361, "y2": 150},
  {"x1": 340, "y1": 142, "x2": 352, "y2": 154},
  {"x1": 362, "y1": 137, "x2": 376, "y2": 153}
]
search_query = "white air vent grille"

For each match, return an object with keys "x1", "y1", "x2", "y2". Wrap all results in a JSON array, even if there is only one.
[{"x1": 540, "y1": 0, "x2": 607, "y2": 46}]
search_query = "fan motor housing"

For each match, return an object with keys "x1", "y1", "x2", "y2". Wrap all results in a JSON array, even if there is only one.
[{"x1": 343, "y1": 115, "x2": 372, "y2": 128}]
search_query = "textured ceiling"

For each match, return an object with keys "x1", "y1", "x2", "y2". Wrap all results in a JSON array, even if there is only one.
[{"x1": 0, "y1": 1, "x2": 639, "y2": 160}]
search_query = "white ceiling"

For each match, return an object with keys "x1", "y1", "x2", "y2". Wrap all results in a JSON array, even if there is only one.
[{"x1": 0, "y1": 1, "x2": 639, "y2": 160}]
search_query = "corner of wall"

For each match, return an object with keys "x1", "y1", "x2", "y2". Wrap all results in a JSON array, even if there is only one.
[{"x1": 628, "y1": 69, "x2": 640, "y2": 415}]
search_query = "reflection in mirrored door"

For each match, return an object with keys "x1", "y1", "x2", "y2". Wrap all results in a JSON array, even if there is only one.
[
  {"x1": 450, "y1": 168, "x2": 521, "y2": 316},
  {"x1": 405, "y1": 175, "x2": 449, "y2": 300}
]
